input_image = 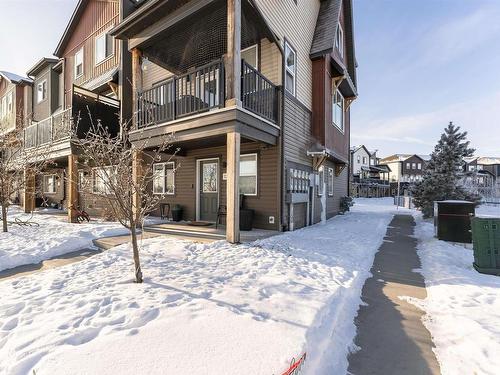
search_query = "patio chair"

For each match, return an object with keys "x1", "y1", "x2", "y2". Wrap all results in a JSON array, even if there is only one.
[{"x1": 216, "y1": 205, "x2": 227, "y2": 229}]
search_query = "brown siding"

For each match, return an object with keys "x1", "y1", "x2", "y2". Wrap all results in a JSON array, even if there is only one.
[
  {"x1": 32, "y1": 67, "x2": 51, "y2": 121},
  {"x1": 142, "y1": 61, "x2": 173, "y2": 90},
  {"x1": 62, "y1": 0, "x2": 120, "y2": 105},
  {"x1": 283, "y1": 94, "x2": 313, "y2": 165},
  {"x1": 149, "y1": 142, "x2": 280, "y2": 230}
]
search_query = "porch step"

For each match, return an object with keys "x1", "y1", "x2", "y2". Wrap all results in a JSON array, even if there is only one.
[
  {"x1": 92, "y1": 232, "x2": 161, "y2": 250},
  {"x1": 144, "y1": 226, "x2": 226, "y2": 240}
]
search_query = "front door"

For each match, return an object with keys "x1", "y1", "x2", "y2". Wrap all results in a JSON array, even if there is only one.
[{"x1": 198, "y1": 159, "x2": 219, "y2": 222}]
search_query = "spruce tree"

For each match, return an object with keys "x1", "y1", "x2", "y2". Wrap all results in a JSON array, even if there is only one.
[{"x1": 413, "y1": 122, "x2": 479, "y2": 218}]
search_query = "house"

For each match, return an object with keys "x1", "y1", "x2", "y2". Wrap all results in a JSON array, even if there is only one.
[
  {"x1": 108, "y1": 0, "x2": 357, "y2": 242},
  {"x1": 0, "y1": 71, "x2": 32, "y2": 134},
  {"x1": 463, "y1": 156, "x2": 500, "y2": 195},
  {"x1": 350, "y1": 145, "x2": 371, "y2": 179},
  {"x1": 379, "y1": 154, "x2": 428, "y2": 196},
  {"x1": 21, "y1": 0, "x2": 126, "y2": 219},
  {"x1": 350, "y1": 145, "x2": 390, "y2": 198}
]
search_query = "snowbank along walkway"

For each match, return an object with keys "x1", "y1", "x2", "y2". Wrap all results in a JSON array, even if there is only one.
[{"x1": 347, "y1": 214, "x2": 441, "y2": 375}]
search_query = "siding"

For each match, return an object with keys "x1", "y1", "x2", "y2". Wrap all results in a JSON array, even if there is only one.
[
  {"x1": 32, "y1": 67, "x2": 51, "y2": 121},
  {"x1": 149, "y1": 142, "x2": 280, "y2": 230},
  {"x1": 254, "y1": 0, "x2": 320, "y2": 110},
  {"x1": 62, "y1": 0, "x2": 120, "y2": 104},
  {"x1": 260, "y1": 38, "x2": 281, "y2": 86},
  {"x1": 283, "y1": 94, "x2": 312, "y2": 165},
  {"x1": 142, "y1": 61, "x2": 173, "y2": 90}
]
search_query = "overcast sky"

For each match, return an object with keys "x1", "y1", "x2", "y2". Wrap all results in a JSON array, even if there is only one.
[{"x1": 0, "y1": 0, "x2": 498, "y2": 158}]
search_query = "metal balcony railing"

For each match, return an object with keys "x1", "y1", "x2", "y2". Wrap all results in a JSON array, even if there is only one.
[{"x1": 24, "y1": 107, "x2": 72, "y2": 149}]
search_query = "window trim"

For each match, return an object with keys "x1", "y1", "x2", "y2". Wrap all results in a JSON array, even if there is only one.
[
  {"x1": 43, "y1": 174, "x2": 57, "y2": 194},
  {"x1": 332, "y1": 88, "x2": 345, "y2": 132},
  {"x1": 284, "y1": 40, "x2": 297, "y2": 96},
  {"x1": 152, "y1": 161, "x2": 176, "y2": 195},
  {"x1": 241, "y1": 44, "x2": 259, "y2": 70},
  {"x1": 240, "y1": 153, "x2": 258, "y2": 196},
  {"x1": 37, "y1": 79, "x2": 47, "y2": 104},
  {"x1": 94, "y1": 27, "x2": 115, "y2": 66},
  {"x1": 328, "y1": 167, "x2": 334, "y2": 196},
  {"x1": 335, "y1": 24, "x2": 344, "y2": 58},
  {"x1": 74, "y1": 47, "x2": 84, "y2": 79}
]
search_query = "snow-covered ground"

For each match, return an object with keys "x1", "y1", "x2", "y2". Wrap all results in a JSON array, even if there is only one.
[
  {"x1": 0, "y1": 199, "x2": 401, "y2": 375},
  {"x1": 0, "y1": 206, "x2": 128, "y2": 272},
  {"x1": 413, "y1": 203, "x2": 500, "y2": 375}
]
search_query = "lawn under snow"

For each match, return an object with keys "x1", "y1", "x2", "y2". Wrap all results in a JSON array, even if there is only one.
[
  {"x1": 0, "y1": 199, "x2": 400, "y2": 375},
  {"x1": 414, "y1": 203, "x2": 500, "y2": 375},
  {"x1": 0, "y1": 206, "x2": 128, "y2": 272}
]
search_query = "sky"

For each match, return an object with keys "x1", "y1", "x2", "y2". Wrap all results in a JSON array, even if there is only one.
[{"x1": 0, "y1": 0, "x2": 498, "y2": 158}]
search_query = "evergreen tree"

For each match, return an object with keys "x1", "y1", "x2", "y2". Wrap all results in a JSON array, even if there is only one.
[{"x1": 413, "y1": 122, "x2": 479, "y2": 218}]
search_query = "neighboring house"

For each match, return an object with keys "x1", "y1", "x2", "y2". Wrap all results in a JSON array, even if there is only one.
[
  {"x1": 0, "y1": 71, "x2": 32, "y2": 134},
  {"x1": 109, "y1": 0, "x2": 357, "y2": 242},
  {"x1": 350, "y1": 145, "x2": 371, "y2": 179},
  {"x1": 380, "y1": 154, "x2": 427, "y2": 183},
  {"x1": 463, "y1": 156, "x2": 500, "y2": 195},
  {"x1": 21, "y1": 0, "x2": 125, "y2": 219}
]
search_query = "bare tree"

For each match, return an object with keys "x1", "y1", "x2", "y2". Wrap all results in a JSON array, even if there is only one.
[
  {"x1": 71, "y1": 119, "x2": 177, "y2": 283},
  {"x1": 0, "y1": 123, "x2": 53, "y2": 232}
]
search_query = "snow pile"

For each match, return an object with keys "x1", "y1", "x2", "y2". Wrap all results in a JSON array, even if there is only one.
[
  {"x1": 0, "y1": 207, "x2": 127, "y2": 272},
  {"x1": 0, "y1": 199, "x2": 398, "y2": 375},
  {"x1": 414, "y1": 218, "x2": 500, "y2": 375},
  {"x1": 476, "y1": 203, "x2": 500, "y2": 218}
]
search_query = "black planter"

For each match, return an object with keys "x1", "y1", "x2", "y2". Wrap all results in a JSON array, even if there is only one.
[
  {"x1": 240, "y1": 209, "x2": 254, "y2": 231},
  {"x1": 171, "y1": 208, "x2": 183, "y2": 222}
]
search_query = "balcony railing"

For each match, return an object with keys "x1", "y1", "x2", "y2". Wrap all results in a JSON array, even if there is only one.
[
  {"x1": 136, "y1": 59, "x2": 281, "y2": 128},
  {"x1": 24, "y1": 108, "x2": 72, "y2": 149},
  {"x1": 241, "y1": 60, "x2": 279, "y2": 124},
  {"x1": 137, "y1": 60, "x2": 224, "y2": 127}
]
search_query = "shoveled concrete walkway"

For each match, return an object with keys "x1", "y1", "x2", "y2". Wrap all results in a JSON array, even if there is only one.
[{"x1": 347, "y1": 215, "x2": 441, "y2": 375}]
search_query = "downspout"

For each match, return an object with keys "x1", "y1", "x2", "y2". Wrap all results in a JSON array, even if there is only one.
[{"x1": 280, "y1": 43, "x2": 286, "y2": 232}]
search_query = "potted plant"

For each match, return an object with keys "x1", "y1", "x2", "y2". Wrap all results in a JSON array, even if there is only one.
[{"x1": 171, "y1": 204, "x2": 183, "y2": 222}]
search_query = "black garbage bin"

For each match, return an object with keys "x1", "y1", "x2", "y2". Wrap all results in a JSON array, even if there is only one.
[
  {"x1": 434, "y1": 200, "x2": 475, "y2": 243},
  {"x1": 171, "y1": 205, "x2": 183, "y2": 222},
  {"x1": 240, "y1": 209, "x2": 254, "y2": 231}
]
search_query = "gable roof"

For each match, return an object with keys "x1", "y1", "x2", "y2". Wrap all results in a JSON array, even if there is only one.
[
  {"x1": 54, "y1": 0, "x2": 90, "y2": 57},
  {"x1": 0, "y1": 71, "x2": 33, "y2": 85},
  {"x1": 350, "y1": 145, "x2": 371, "y2": 156},
  {"x1": 477, "y1": 157, "x2": 500, "y2": 165},
  {"x1": 380, "y1": 154, "x2": 426, "y2": 164},
  {"x1": 26, "y1": 57, "x2": 59, "y2": 77},
  {"x1": 310, "y1": 0, "x2": 357, "y2": 87}
]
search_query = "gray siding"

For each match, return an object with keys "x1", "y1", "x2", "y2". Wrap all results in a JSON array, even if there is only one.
[
  {"x1": 283, "y1": 94, "x2": 312, "y2": 165},
  {"x1": 32, "y1": 67, "x2": 51, "y2": 121}
]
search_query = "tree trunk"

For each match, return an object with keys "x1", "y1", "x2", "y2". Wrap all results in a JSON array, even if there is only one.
[
  {"x1": 1, "y1": 202, "x2": 8, "y2": 233},
  {"x1": 130, "y1": 224, "x2": 143, "y2": 283}
]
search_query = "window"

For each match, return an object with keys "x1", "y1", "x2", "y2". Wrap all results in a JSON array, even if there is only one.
[
  {"x1": 92, "y1": 167, "x2": 115, "y2": 194},
  {"x1": 0, "y1": 96, "x2": 5, "y2": 118},
  {"x1": 241, "y1": 45, "x2": 258, "y2": 69},
  {"x1": 362, "y1": 157, "x2": 367, "y2": 164},
  {"x1": 318, "y1": 166, "x2": 324, "y2": 196},
  {"x1": 417, "y1": 163, "x2": 422, "y2": 170},
  {"x1": 74, "y1": 48, "x2": 84, "y2": 78},
  {"x1": 153, "y1": 162, "x2": 175, "y2": 195},
  {"x1": 43, "y1": 175, "x2": 57, "y2": 194},
  {"x1": 335, "y1": 24, "x2": 344, "y2": 58},
  {"x1": 412, "y1": 163, "x2": 416, "y2": 169},
  {"x1": 406, "y1": 162, "x2": 411, "y2": 169},
  {"x1": 328, "y1": 167, "x2": 334, "y2": 196},
  {"x1": 78, "y1": 171, "x2": 86, "y2": 192},
  {"x1": 332, "y1": 89, "x2": 344, "y2": 131},
  {"x1": 284, "y1": 41, "x2": 296, "y2": 96},
  {"x1": 357, "y1": 156, "x2": 360, "y2": 163},
  {"x1": 240, "y1": 154, "x2": 257, "y2": 195},
  {"x1": 7, "y1": 92, "x2": 13, "y2": 113},
  {"x1": 37, "y1": 80, "x2": 47, "y2": 103},
  {"x1": 95, "y1": 31, "x2": 114, "y2": 64}
]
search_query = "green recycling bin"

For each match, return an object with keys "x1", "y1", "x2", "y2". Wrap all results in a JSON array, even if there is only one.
[{"x1": 471, "y1": 217, "x2": 500, "y2": 276}]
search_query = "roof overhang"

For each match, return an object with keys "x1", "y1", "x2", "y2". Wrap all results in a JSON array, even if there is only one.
[
  {"x1": 27, "y1": 57, "x2": 59, "y2": 77},
  {"x1": 54, "y1": 0, "x2": 90, "y2": 57}
]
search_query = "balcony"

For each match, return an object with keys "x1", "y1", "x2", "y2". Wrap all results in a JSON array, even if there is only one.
[
  {"x1": 24, "y1": 108, "x2": 72, "y2": 149},
  {"x1": 136, "y1": 60, "x2": 279, "y2": 129}
]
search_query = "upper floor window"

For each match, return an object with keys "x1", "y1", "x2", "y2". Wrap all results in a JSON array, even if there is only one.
[
  {"x1": 37, "y1": 80, "x2": 47, "y2": 103},
  {"x1": 332, "y1": 89, "x2": 344, "y2": 131},
  {"x1": 241, "y1": 45, "x2": 258, "y2": 69},
  {"x1": 0, "y1": 96, "x2": 6, "y2": 119},
  {"x1": 95, "y1": 31, "x2": 114, "y2": 65},
  {"x1": 412, "y1": 162, "x2": 416, "y2": 169},
  {"x1": 362, "y1": 157, "x2": 367, "y2": 164},
  {"x1": 417, "y1": 163, "x2": 422, "y2": 170},
  {"x1": 284, "y1": 41, "x2": 297, "y2": 96},
  {"x1": 6, "y1": 92, "x2": 13, "y2": 114},
  {"x1": 406, "y1": 162, "x2": 411, "y2": 169},
  {"x1": 335, "y1": 25, "x2": 344, "y2": 58},
  {"x1": 356, "y1": 155, "x2": 360, "y2": 163},
  {"x1": 75, "y1": 48, "x2": 84, "y2": 79}
]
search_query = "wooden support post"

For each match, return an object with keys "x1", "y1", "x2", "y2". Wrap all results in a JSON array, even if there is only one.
[
  {"x1": 131, "y1": 48, "x2": 143, "y2": 129},
  {"x1": 225, "y1": 0, "x2": 241, "y2": 107},
  {"x1": 226, "y1": 132, "x2": 240, "y2": 243},
  {"x1": 132, "y1": 148, "x2": 144, "y2": 225},
  {"x1": 23, "y1": 168, "x2": 35, "y2": 213},
  {"x1": 67, "y1": 154, "x2": 79, "y2": 223}
]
